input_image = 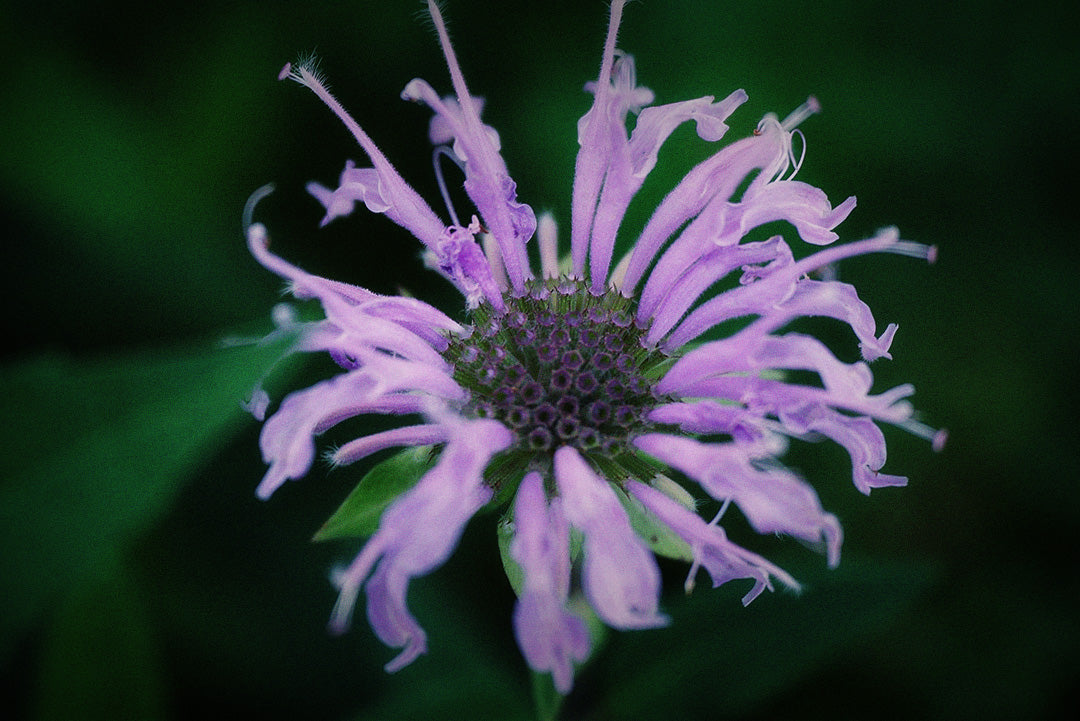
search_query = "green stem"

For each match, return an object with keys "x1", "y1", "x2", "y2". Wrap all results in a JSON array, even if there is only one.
[{"x1": 530, "y1": 672, "x2": 565, "y2": 721}]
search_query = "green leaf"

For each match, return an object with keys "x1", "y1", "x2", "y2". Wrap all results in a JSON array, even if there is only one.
[
  {"x1": 313, "y1": 445, "x2": 437, "y2": 541},
  {"x1": 0, "y1": 338, "x2": 293, "y2": 660},
  {"x1": 615, "y1": 485, "x2": 694, "y2": 562},
  {"x1": 0, "y1": 338, "x2": 289, "y2": 662},
  {"x1": 30, "y1": 557, "x2": 167, "y2": 721}
]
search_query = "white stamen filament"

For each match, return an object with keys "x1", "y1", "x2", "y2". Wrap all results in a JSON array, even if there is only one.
[
  {"x1": 243, "y1": 183, "x2": 276, "y2": 234},
  {"x1": 787, "y1": 128, "x2": 807, "y2": 181},
  {"x1": 432, "y1": 146, "x2": 464, "y2": 227},
  {"x1": 899, "y1": 418, "x2": 948, "y2": 452},
  {"x1": 887, "y1": 240, "x2": 938, "y2": 262}
]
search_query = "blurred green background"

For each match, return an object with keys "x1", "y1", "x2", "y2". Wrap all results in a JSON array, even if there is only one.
[{"x1": 2, "y1": 0, "x2": 1077, "y2": 719}]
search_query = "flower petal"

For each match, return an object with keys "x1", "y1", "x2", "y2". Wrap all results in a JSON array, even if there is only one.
[
  {"x1": 572, "y1": 35, "x2": 746, "y2": 292},
  {"x1": 776, "y1": 402, "x2": 907, "y2": 494},
  {"x1": 404, "y1": 4, "x2": 536, "y2": 291},
  {"x1": 662, "y1": 227, "x2": 927, "y2": 349},
  {"x1": 620, "y1": 118, "x2": 794, "y2": 293},
  {"x1": 282, "y1": 63, "x2": 448, "y2": 248},
  {"x1": 510, "y1": 472, "x2": 590, "y2": 694},
  {"x1": 659, "y1": 331, "x2": 875, "y2": 402},
  {"x1": 425, "y1": 219, "x2": 504, "y2": 309},
  {"x1": 640, "y1": 236, "x2": 791, "y2": 344},
  {"x1": 636, "y1": 434, "x2": 843, "y2": 567},
  {"x1": 628, "y1": 481, "x2": 800, "y2": 604},
  {"x1": 553, "y1": 447, "x2": 667, "y2": 629},
  {"x1": 736, "y1": 181, "x2": 856, "y2": 246},
  {"x1": 329, "y1": 416, "x2": 513, "y2": 669}
]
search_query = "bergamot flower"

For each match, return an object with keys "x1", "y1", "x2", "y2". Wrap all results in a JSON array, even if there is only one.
[{"x1": 244, "y1": 0, "x2": 943, "y2": 694}]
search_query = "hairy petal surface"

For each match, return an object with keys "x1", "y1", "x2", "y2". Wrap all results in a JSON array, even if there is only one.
[
  {"x1": 329, "y1": 416, "x2": 513, "y2": 671},
  {"x1": 620, "y1": 116, "x2": 794, "y2": 293},
  {"x1": 628, "y1": 481, "x2": 800, "y2": 604},
  {"x1": 282, "y1": 65, "x2": 449, "y2": 249},
  {"x1": 636, "y1": 434, "x2": 843, "y2": 567},
  {"x1": 403, "y1": 5, "x2": 537, "y2": 291},
  {"x1": 511, "y1": 472, "x2": 590, "y2": 694},
  {"x1": 554, "y1": 447, "x2": 667, "y2": 629}
]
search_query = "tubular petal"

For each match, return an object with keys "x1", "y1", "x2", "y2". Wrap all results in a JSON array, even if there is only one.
[
  {"x1": 510, "y1": 472, "x2": 590, "y2": 693},
  {"x1": 329, "y1": 417, "x2": 512, "y2": 669},
  {"x1": 554, "y1": 447, "x2": 667, "y2": 629}
]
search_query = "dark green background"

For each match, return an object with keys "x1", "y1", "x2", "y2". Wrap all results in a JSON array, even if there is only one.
[{"x1": 2, "y1": 1, "x2": 1076, "y2": 719}]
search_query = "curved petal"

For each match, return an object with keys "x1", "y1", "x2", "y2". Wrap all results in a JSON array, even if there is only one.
[
  {"x1": 256, "y1": 370, "x2": 378, "y2": 499},
  {"x1": 641, "y1": 236, "x2": 791, "y2": 345},
  {"x1": 635, "y1": 434, "x2": 843, "y2": 567},
  {"x1": 776, "y1": 403, "x2": 907, "y2": 494},
  {"x1": 510, "y1": 472, "x2": 590, "y2": 694},
  {"x1": 620, "y1": 118, "x2": 793, "y2": 293},
  {"x1": 665, "y1": 373, "x2": 917, "y2": 428},
  {"x1": 331, "y1": 424, "x2": 450, "y2": 467},
  {"x1": 737, "y1": 181, "x2": 856, "y2": 246},
  {"x1": 747, "y1": 278, "x2": 899, "y2": 362},
  {"x1": 553, "y1": 447, "x2": 667, "y2": 629},
  {"x1": 329, "y1": 417, "x2": 513, "y2": 670},
  {"x1": 403, "y1": 4, "x2": 536, "y2": 291},
  {"x1": 308, "y1": 161, "x2": 391, "y2": 225},
  {"x1": 628, "y1": 481, "x2": 800, "y2": 604},
  {"x1": 662, "y1": 228, "x2": 928, "y2": 349},
  {"x1": 659, "y1": 332, "x2": 874, "y2": 402},
  {"x1": 282, "y1": 64, "x2": 447, "y2": 248}
]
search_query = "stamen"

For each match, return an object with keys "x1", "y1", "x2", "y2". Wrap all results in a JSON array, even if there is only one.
[
  {"x1": 787, "y1": 128, "x2": 807, "y2": 181},
  {"x1": 712, "y1": 498, "x2": 732, "y2": 524},
  {"x1": 683, "y1": 500, "x2": 729, "y2": 593},
  {"x1": 899, "y1": 418, "x2": 949, "y2": 452},
  {"x1": 886, "y1": 240, "x2": 938, "y2": 262},
  {"x1": 243, "y1": 183, "x2": 276, "y2": 234},
  {"x1": 433, "y1": 146, "x2": 464, "y2": 227},
  {"x1": 683, "y1": 555, "x2": 701, "y2": 594},
  {"x1": 781, "y1": 95, "x2": 821, "y2": 132},
  {"x1": 787, "y1": 230, "x2": 937, "y2": 277}
]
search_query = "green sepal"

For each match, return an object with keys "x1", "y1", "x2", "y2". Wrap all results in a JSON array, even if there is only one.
[
  {"x1": 496, "y1": 515, "x2": 525, "y2": 597},
  {"x1": 614, "y1": 484, "x2": 694, "y2": 562},
  {"x1": 484, "y1": 449, "x2": 533, "y2": 507},
  {"x1": 313, "y1": 445, "x2": 438, "y2": 541}
]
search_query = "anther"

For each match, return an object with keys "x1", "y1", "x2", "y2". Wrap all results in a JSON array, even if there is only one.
[{"x1": 781, "y1": 96, "x2": 821, "y2": 132}]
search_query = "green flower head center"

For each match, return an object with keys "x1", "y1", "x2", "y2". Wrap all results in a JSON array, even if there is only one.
[{"x1": 444, "y1": 278, "x2": 672, "y2": 490}]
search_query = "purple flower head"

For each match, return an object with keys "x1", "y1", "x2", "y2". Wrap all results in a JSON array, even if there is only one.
[{"x1": 245, "y1": 0, "x2": 943, "y2": 694}]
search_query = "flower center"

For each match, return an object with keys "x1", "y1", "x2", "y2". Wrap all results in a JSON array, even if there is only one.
[{"x1": 444, "y1": 277, "x2": 671, "y2": 488}]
